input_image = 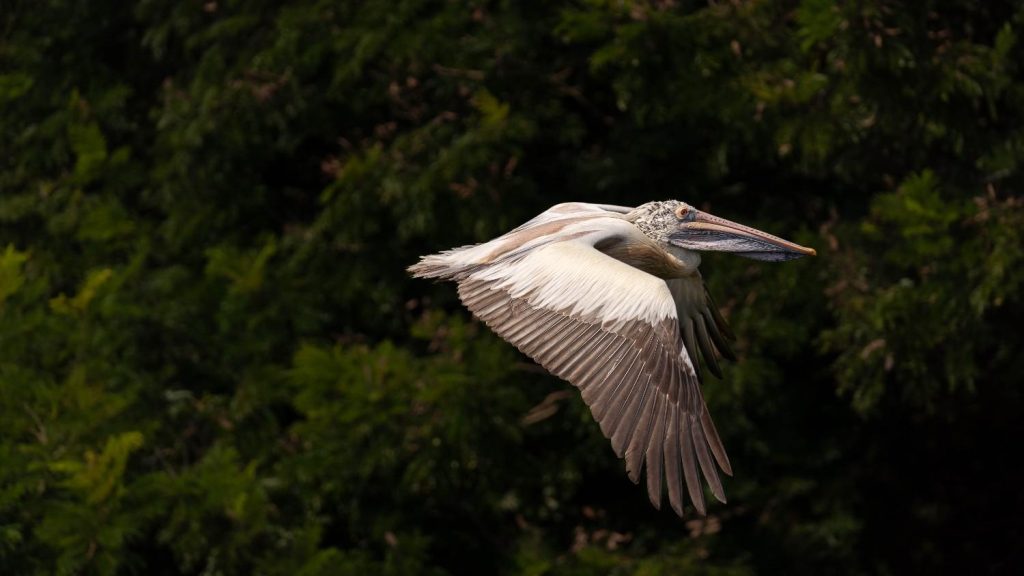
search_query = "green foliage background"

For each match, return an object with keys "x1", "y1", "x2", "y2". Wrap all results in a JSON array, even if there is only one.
[{"x1": 2, "y1": 1, "x2": 1023, "y2": 574}]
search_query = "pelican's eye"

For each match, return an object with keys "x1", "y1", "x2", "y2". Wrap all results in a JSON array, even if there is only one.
[{"x1": 674, "y1": 205, "x2": 690, "y2": 220}]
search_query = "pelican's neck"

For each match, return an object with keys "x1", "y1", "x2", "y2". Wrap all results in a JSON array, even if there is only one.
[
  {"x1": 597, "y1": 232, "x2": 702, "y2": 279},
  {"x1": 665, "y1": 244, "x2": 702, "y2": 276}
]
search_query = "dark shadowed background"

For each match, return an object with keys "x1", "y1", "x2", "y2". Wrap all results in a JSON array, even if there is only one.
[{"x1": 2, "y1": 1, "x2": 1023, "y2": 574}]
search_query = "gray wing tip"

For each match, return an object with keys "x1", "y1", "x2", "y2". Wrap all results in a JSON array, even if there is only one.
[
  {"x1": 699, "y1": 409, "x2": 733, "y2": 477},
  {"x1": 670, "y1": 495, "x2": 686, "y2": 517},
  {"x1": 647, "y1": 489, "x2": 662, "y2": 511},
  {"x1": 625, "y1": 453, "x2": 643, "y2": 484},
  {"x1": 721, "y1": 460, "x2": 734, "y2": 477}
]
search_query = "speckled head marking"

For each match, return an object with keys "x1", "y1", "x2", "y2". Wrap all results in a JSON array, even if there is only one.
[{"x1": 629, "y1": 200, "x2": 697, "y2": 243}]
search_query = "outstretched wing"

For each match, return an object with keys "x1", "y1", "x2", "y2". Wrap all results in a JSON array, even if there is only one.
[{"x1": 446, "y1": 221, "x2": 732, "y2": 515}]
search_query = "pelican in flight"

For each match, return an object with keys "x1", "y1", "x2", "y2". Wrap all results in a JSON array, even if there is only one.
[{"x1": 409, "y1": 201, "x2": 815, "y2": 515}]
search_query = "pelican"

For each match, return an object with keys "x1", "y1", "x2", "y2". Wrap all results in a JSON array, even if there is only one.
[{"x1": 409, "y1": 201, "x2": 815, "y2": 516}]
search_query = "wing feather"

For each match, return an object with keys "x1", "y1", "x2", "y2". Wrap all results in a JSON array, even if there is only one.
[
  {"x1": 569, "y1": 334, "x2": 622, "y2": 392},
  {"x1": 680, "y1": 413, "x2": 706, "y2": 515},
  {"x1": 694, "y1": 315, "x2": 723, "y2": 378},
  {"x1": 681, "y1": 316, "x2": 701, "y2": 374},
  {"x1": 610, "y1": 366, "x2": 651, "y2": 457},
  {"x1": 605, "y1": 364, "x2": 651, "y2": 449},
  {"x1": 701, "y1": 408, "x2": 733, "y2": 476},
  {"x1": 691, "y1": 412, "x2": 726, "y2": 502},
  {"x1": 523, "y1": 317, "x2": 588, "y2": 358},
  {"x1": 610, "y1": 356, "x2": 659, "y2": 455},
  {"x1": 664, "y1": 407, "x2": 684, "y2": 516},
  {"x1": 625, "y1": 382, "x2": 657, "y2": 483},
  {"x1": 704, "y1": 287, "x2": 736, "y2": 357},
  {"x1": 578, "y1": 338, "x2": 632, "y2": 392},
  {"x1": 591, "y1": 330, "x2": 653, "y2": 421},
  {"x1": 645, "y1": 395, "x2": 667, "y2": 510}
]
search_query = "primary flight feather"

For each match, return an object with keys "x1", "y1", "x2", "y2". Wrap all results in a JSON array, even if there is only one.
[{"x1": 409, "y1": 201, "x2": 815, "y2": 516}]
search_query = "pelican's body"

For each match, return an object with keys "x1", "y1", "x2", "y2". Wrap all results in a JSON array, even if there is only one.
[{"x1": 409, "y1": 201, "x2": 814, "y2": 516}]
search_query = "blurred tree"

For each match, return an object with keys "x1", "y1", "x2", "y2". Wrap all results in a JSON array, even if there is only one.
[{"x1": 1, "y1": 0, "x2": 1022, "y2": 574}]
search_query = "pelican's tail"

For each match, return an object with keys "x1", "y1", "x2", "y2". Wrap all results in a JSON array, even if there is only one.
[{"x1": 408, "y1": 244, "x2": 485, "y2": 280}]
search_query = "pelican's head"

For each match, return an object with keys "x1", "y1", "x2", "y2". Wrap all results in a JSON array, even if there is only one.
[{"x1": 630, "y1": 200, "x2": 816, "y2": 262}]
